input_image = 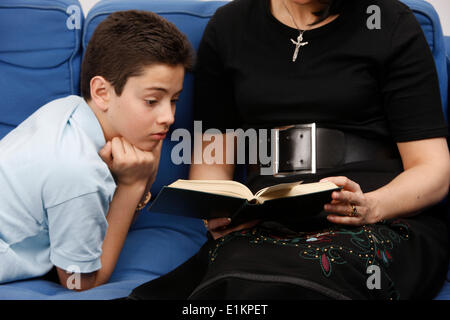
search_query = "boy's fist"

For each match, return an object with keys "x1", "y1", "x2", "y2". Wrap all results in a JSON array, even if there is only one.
[{"x1": 99, "y1": 137, "x2": 161, "y2": 189}]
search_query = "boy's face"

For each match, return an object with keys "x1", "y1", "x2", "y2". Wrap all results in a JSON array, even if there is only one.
[{"x1": 106, "y1": 64, "x2": 184, "y2": 152}]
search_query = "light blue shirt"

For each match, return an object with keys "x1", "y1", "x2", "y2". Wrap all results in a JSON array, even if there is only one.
[{"x1": 0, "y1": 96, "x2": 116, "y2": 284}]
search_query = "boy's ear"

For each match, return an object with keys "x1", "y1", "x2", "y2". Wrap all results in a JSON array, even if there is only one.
[{"x1": 90, "y1": 76, "x2": 112, "y2": 112}]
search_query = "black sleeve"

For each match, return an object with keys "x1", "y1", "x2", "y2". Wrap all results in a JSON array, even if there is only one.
[
  {"x1": 382, "y1": 9, "x2": 448, "y2": 142},
  {"x1": 193, "y1": 14, "x2": 241, "y2": 132}
]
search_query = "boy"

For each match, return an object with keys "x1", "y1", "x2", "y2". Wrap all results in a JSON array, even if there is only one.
[{"x1": 0, "y1": 10, "x2": 193, "y2": 291}]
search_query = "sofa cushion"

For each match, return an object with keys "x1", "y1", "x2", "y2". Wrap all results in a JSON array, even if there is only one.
[
  {"x1": 401, "y1": 0, "x2": 448, "y2": 122},
  {"x1": 434, "y1": 266, "x2": 450, "y2": 300},
  {"x1": 0, "y1": 0, "x2": 84, "y2": 139},
  {"x1": 446, "y1": 36, "x2": 450, "y2": 120},
  {"x1": 0, "y1": 212, "x2": 205, "y2": 299}
]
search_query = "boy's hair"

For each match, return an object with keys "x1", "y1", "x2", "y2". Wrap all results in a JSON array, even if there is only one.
[{"x1": 81, "y1": 10, "x2": 194, "y2": 100}]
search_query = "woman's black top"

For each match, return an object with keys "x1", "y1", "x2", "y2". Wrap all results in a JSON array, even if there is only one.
[
  {"x1": 194, "y1": 0, "x2": 447, "y2": 142},
  {"x1": 194, "y1": 0, "x2": 448, "y2": 203}
]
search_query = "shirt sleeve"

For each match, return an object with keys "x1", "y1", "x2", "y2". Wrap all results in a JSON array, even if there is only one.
[
  {"x1": 382, "y1": 9, "x2": 448, "y2": 142},
  {"x1": 193, "y1": 14, "x2": 242, "y2": 132},
  {"x1": 46, "y1": 191, "x2": 109, "y2": 273}
]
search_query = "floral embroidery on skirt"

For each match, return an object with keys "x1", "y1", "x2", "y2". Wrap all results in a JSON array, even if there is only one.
[{"x1": 208, "y1": 219, "x2": 410, "y2": 299}]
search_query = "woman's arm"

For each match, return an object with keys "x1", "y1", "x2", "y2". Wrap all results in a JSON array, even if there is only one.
[
  {"x1": 189, "y1": 133, "x2": 260, "y2": 238},
  {"x1": 322, "y1": 137, "x2": 450, "y2": 225},
  {"x1": 188, "y1": 132, "x2": 236, "y2": 236},
  {"x1": 189, "y1": 133, "x2": 235, "y2": 180}
]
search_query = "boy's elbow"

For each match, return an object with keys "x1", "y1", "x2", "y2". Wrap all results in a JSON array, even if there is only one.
[{"x1": 56, "y1": 267, "x2": 99, "y2": 291}]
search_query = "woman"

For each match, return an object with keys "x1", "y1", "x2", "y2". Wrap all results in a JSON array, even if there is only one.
[{"x1": 131, "y1": 0, "x2": 450, "y2": 299}]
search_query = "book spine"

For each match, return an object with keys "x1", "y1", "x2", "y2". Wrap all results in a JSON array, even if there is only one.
[{"x1": 228, "y1": 200, "x2": 261, "y2": 227}]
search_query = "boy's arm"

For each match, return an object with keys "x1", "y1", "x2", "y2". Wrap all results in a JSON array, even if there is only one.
[
  {"x1": 56, "y1": 182, "x2": 146, "y2": 290},
  {"x1": 56, "y1": 137, "x2": 161, "y2": 291}
]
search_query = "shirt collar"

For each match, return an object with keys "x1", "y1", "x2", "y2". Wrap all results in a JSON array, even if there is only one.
[{"x1": 71, "y1": 96, "x2": 106, "y2": 152}]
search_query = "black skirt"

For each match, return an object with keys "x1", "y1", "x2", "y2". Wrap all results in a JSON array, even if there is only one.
[{"x1": 129, "y1": 159, "x2": 449, "y2": 300}]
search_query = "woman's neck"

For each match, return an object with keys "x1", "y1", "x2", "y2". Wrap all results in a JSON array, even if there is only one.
[{"x1": 270, "y1": 0, "x2": 335, "y2": 30}]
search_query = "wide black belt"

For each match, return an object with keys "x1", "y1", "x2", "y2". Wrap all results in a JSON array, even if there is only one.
[{"x1": 254, "y1": 123, "x2": 400, "y2": 176}]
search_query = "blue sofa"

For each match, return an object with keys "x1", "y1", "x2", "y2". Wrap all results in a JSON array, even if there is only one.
[
  {"x1": 0, "y1": 0, "x2": 448, "y2": 299},
  {"x1": 446, "y1": 35, "x2": 450, "y2": 126}
]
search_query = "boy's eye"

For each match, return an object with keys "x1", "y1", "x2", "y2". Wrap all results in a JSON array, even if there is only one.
[
  {"x1": 171, "y1": 99, "x2": 179, "y2": 104},
  {"x1": 146, "y1": 100, "x2": 158, "y2": 106}
]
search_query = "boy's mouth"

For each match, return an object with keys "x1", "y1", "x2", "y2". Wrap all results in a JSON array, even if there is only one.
[{"x1": 150, "y1": 130, "x2": 168, "y2": 140}]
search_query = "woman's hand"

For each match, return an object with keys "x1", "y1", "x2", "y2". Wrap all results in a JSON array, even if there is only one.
[
  {"x1": 320, "y1": 176, "x2": 382, "y2": 226},
  {"x1": 204, "y1": 218, "x2": 261, "y2": 240}
]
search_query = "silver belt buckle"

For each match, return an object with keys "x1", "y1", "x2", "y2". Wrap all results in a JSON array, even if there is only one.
[{"x1": 260, "y1": 123, "x2": 317, "y2": 176}]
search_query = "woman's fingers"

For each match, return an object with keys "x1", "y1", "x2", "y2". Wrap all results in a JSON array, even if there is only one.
[
  {"x1": 320, "y1": 176, "x2": 362, "y2": 193},
  {"x1": 320, "y1": 176, "x2": 371, "y2": 226},
  {"x1": 206, "y1": 217, "x2": 232, "y2": 231},
  {"x1": 331, "y1": 189, "x2": 362, "y2": 205},
  {"x1": 325, "y1": 202, "x2": 361, "y2": 216},
  {"x1": 205, "y1": 218, "x2": 261, "y2": 240},
  {"x1": 326, "y1": 214, "x2": 362, "y2": 226},
  {"x1": 210, "y1": 220, "x2": 261, "y2": 240},
  {"x1": 225, "y1": 219, "x2": 261, "y2": 233}
]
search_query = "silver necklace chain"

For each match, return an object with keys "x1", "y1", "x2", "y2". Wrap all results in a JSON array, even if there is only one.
[{"x1": 283, "y1": 1, "x2": 309, "y2": 62}]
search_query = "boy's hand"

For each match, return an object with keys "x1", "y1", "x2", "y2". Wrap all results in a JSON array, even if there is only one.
[
  {"x1": 145, "y1": 139, "x2": 162, "y2": 191},
  {"x1": 99, "y1": 137, "x2": 161, "y2": 189}
]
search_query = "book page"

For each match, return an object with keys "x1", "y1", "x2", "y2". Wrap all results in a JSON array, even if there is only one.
[
  {"x1": 256, "y1": 181, "x2": 339, "y2": 203},
  {"x1": 254, "y1": 181, "x2": 304, "y2": 198},
  {"x1": 169, "y1": 179, "x2": 254, "y2": 200}
]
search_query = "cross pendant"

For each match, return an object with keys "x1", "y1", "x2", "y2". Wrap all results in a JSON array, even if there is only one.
[{"x1": 290, "y1": 32, "x2": 308, "y2": 62}]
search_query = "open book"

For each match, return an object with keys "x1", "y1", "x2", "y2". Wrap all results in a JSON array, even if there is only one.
[{"x1": 148, "y1": 179, "x2": 341, "y2": 227}]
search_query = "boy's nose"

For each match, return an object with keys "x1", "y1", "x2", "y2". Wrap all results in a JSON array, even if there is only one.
[{"x1": 157, "y1": 101, "x2": 175, "y2": 126}]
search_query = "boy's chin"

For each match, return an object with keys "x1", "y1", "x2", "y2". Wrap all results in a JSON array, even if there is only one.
[{"x1": 137, "y1": 140, "x2": 161, "y2": 152}]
